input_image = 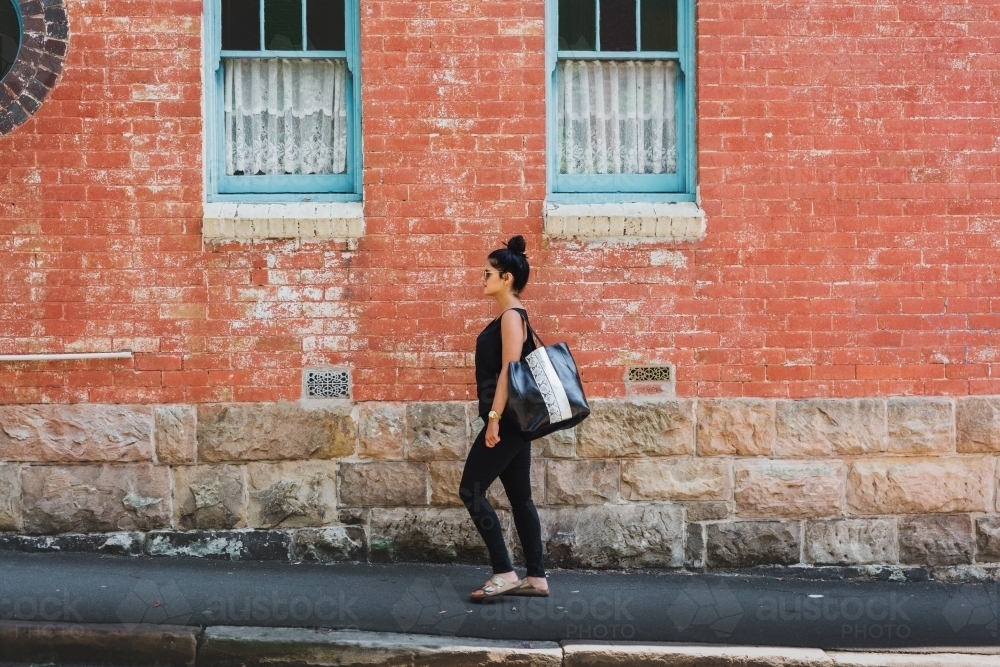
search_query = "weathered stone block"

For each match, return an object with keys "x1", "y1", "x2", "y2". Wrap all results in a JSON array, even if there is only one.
[
  {"x1": 368, "y1": 507, "x2": 497, "y2": 563},
  {"x1": 898, "y1": 515, "x2": 974, "y2": 566},
  {"x1": 429, "y1": 460, "x2": 544, "y2": 510},
  {"x1": 546, "y1": 460, "x2": 619, "y2": 505},
  {"x1": 775, "y1": 399, "x2": 885, "y2": 457},
  {"x1": 847, "y1": 458, "x2": 991, "y2": 516},
  {"x1": 200, "y1": 627, "x2": 562, "y2": 667},
  {"x1": 0, "y1": 532, "x2": 145, "y2": 556},
  {"x1": 0, "y1": 464, "x2": 21, "y2": 531},
  {"x1": 357, "y1": 403, "x2": 405, "y2": 460},
  {"x1": 828, "y1": 653, "x2": 998, "y2": 667},
  {"x1": 621, "y1": 458, "x2": 731, "y2": 502},
  {"x1": 804, "y1": 518, "x2": 897, "y2": 565},
  {"x1": 0, "y1": 620, "x2": 199, "y2": 667},
  {"x1": 22, "y1": 464, "x2": 170, "y2": 534},
  {"x1": 146, "y1": 530, "x2": 290, "y2": 560},
  {"x1": 339, "y1": 462, "x2": 427, "y2": 507},
  {"x1": 154, "y1": 405, "x2": 196, "y2": 464},
  {"x1": 975, "y1": 516, "x2": 1000, "y2": 563},
  {"x1": 957, "y1": 397, "x2": 1000, "y2": 453},
  {"x1": 246, "y1": 461, "x2": 337, "y2": 528},
  {"x1": 705, "y1": 521, "x2": 801, "y2": 568},
  {"x1": 562, "y1": 645, "x2": 831, "y2": 667},
  {"x1": 172, "y1": 464, "x2": 246, "y2": 530},
  {"x1": 539, "y1": 504, "x2": 684, "y2": 568},
  {"x1": 683, "y1": 501, "x2": 732, "y2": 522},
  {"x1": 696, "y1": 399, "x2": 774, "y2": 456},
  {"x1": 0, "y1": 404, "x2": 153, "y2": 462},
  {"x1": 685, "y1": 523, "x2": 705, "y2": 568},
  {"x1": 290, "y1": 527, "x2": 366, "y2": 562},
  {"x1": 734, "y1": 460, "x2": 844, "y2": 519},
  {"x1": 887, "y1": 398, "x2": 954, "y2": 454},
  {"x1": 197, "y1": 403, "x2": 355, "y2": 462},
  {"x1": 467, "y1": 404, "x2": 484, "y2": 447},
  {"x1": 997, "y1": 464, "x2": 1000, "y2": 513},
  {"x1": 576, "y1": 400, "x2": 693, "y2": 458},
  {"x1": 429, "y1": 460, "x2": 465, "y2": 507},
  {"x1": 533, "y1": 427, "x2": 576, "y2": 458},
  {"x1": 338, "y1": 507, "x2": 365, "y2": 525},
  {"x1": 405, "y1": 403, "x2": 468, "y2": 461}
]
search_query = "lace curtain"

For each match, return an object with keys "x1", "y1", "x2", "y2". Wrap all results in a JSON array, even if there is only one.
[
  {"x1": 224, "y1": 58, "x2": 348, "y2": 176},
  {"x1": 558, "y1": 60, "x2": 677, "y2": 175}
]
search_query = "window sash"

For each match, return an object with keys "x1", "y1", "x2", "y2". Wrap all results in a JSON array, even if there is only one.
[
  {"x1": 215, "y1": 59, "x2": 356, "y2": 195},
  {"x1": 557, "y1": 51, "x2": 679, "y2": 60},
  {"x1": 553, "y1": 59, "x2": 684, "y2": 193},
  {"x1": 547, "y1": 0, "x2": 695, "y2": 197},
  {"x1": 207, "y1": 0, "x2": 360, "y2": 199},
  {"x1": 558, "y1": 0, "x2": 678, "y2": 53},
  {"x1": 221, "y1": 50, "x2": 348, "y2": 58},
  {"x1": 226, "y1": 0, "x2": 342, "y2": 54}
]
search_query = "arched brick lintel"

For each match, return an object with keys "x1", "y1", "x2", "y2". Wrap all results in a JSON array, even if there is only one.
[{"x1": 0, "y1": 0, "x2": 68, "y2": 135}]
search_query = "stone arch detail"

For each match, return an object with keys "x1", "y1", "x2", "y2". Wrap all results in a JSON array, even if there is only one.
[{"x1": 0, "y1": 0, "x2": 68, "y2": 135}]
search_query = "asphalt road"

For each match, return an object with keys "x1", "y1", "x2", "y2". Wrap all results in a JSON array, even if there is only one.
[{"x1": 0, "y1": 551, "x2": 996, "y2": 650}]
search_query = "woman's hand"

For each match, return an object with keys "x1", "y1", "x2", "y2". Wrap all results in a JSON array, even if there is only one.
[{"x1": 485, "y1": 418, "x2": 501, "y2": 447}]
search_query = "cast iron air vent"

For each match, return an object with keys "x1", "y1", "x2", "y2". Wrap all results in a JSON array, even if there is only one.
[
  {"x1": 627, "y1": 366, "x2": 673, "y2": 383},
  {"x1": 304, "y1": 369, "x2": 350, "y2": 399}
]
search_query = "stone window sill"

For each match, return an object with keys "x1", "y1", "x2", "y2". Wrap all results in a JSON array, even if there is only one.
[
  {"x1": 202, "y1": 203, "x2": 364, "y2": 241},
  {"x1": 544, "y1": 201, "x2": 705, "y2": 241}
]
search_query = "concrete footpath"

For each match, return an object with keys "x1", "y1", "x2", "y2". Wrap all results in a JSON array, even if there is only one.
[{"x1": 0, "y1": 551, "x2": 996, "y2": 665}]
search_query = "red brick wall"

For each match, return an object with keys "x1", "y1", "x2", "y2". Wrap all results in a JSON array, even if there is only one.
[{"x1": 1, "y1": 0, "x2": 998, "y2": 404}]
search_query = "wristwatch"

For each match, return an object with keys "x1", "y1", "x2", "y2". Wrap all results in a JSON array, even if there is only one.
[{"x1": 488, "y1": 410, "x2": 501, "y2": 421}]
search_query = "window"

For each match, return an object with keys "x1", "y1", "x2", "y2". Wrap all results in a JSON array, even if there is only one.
[
  {"x1": 547, "y1": 0, "x2": 695, "y2": 201},
  {"x1": 205, "y1": 0, "x2": 361, "y2": 201},
  {"x1": 0, "y1": 0, "x2": 19, "y2": 82}
]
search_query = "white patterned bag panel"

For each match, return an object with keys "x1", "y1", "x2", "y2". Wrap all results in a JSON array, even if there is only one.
[{"x1": 525, "y1": 347, "x2": 573, "y2": 424}]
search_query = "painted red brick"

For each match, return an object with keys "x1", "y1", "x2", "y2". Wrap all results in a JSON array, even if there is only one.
[{"x1": 0, "y1": 1, "x2": 998, "y2": 402}]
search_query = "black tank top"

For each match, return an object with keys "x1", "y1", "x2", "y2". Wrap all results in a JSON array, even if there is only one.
[{"x1": 475, "y1": 308, "x2": 536, "y2": 418}]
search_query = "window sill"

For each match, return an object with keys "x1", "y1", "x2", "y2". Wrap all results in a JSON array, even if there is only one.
[
  {"x1": 202, "y1": 202, "x2": 364, "y2": 241},
  {"x1": 544, "y1": 201, "x2": 705, "y2": 242}
]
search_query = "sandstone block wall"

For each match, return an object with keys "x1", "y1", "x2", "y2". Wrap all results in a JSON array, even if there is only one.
[{"x1": 1, "y1": 397, "x2": 998, "y2": 572}]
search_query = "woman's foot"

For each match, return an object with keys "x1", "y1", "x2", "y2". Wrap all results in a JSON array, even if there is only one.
[
  {"x1": 509, "y1": 575, "x2": 550, "y2": 597},
  {"x1": 526, "y1": 576, "x2": 548, "y2": 592},
  {"x1": 469, "y1": 571, "x2": 521, "y2": 601}
]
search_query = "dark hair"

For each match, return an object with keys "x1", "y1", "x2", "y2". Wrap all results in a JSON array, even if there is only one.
[{"x1": 488, "y1": 235, "x2": 530, "y2": 294}]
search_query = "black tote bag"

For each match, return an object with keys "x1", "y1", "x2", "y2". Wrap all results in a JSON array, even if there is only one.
[{"x1": 506, "y1": 320, "x2": 590, "y2": 440}]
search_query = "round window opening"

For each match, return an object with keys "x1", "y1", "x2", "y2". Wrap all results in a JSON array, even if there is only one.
[
  {"x1": 0, "y1": 0, "x2": 19, "y2": 82},
  {"x1": 0, "y1": 0, "x2": 68, "y2": 135}
]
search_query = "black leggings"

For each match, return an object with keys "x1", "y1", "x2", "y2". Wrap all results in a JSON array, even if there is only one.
[{"x1": 459, "y1": 418, "x2": 546, "y2": 578}]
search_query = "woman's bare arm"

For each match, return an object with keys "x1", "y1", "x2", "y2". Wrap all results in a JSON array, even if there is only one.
[{"x1": 490, "y1": 309, "x2": 527, "y2": 418}]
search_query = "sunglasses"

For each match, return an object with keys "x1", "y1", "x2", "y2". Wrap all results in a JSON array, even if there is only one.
[{"x1": 483, "y1": 269, "x2": 507, "y2": 281}]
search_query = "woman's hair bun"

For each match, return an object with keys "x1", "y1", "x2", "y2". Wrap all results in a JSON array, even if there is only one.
[{"x1": 505, "y1": 235, "x2": 526, "y2": 254}]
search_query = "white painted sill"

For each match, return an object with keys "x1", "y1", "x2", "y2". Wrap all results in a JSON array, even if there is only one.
[
  {"x1": 544, "y1": 201, "x2": 705, "y2": 242},
  {"x1": 202, "y1": 202, "x2": 364, "y2": 241}
]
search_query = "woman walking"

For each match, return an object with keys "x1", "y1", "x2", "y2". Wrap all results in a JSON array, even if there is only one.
[{"x1": 460, "y1": 235, "x2": 549, "y2": 601}]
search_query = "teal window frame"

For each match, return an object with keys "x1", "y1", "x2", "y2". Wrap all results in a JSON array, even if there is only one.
[
  {"x1": 546, "y1": 0, "x2": 696, "y2": 203},
  {"x1": 204, "y1": 0, "x2": 362, "y2": 202}
]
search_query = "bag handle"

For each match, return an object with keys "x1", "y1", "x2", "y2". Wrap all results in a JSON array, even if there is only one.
[{"x1": 505, "y1": 308, "x2": 545, "y2": 349}]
